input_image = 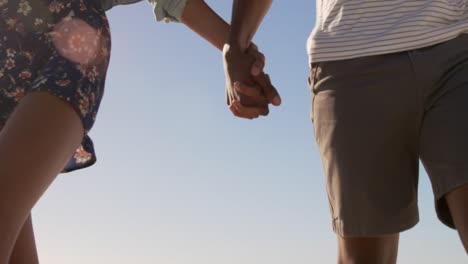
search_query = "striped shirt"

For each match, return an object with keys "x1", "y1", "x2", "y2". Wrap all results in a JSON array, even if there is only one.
[{"x1": 307, "y1": 0, "x2": 468, "y2": 63}]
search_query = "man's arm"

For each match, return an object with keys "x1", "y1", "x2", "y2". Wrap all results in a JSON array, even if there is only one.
[
  {"x1": 224, "y1": 0, "x2": 281, "y2": 110},
  {"x1": 228, "y1": 0, "x2": 273, "y2": 51},
  {"x1": 179, "y1": 0, "x2": 278, "y2": 119},
  {"x1": 179, "y1": 0, "x2": 266, "y2": 76}
]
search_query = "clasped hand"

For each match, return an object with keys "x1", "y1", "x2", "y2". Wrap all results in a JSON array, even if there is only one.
[{"x1": 223, "y1": 43, "x2": 281, "y2": 119}]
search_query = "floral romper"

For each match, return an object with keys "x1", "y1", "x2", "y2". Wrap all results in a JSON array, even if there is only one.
[{"x1": 0, "y1": 0, "x2": 111, "y2": 172}]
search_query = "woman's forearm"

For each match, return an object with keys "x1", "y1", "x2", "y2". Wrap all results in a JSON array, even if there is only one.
[{"x1": 180, "y1": 0, "x2": 230, "y2": 51}]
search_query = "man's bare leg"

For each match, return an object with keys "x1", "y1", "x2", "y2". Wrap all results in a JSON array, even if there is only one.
[{"x1": 337, "y1": 234, "x2": 399, "y2": 264}]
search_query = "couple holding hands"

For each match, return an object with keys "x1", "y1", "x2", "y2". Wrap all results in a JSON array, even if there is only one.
[{"x1": 1, "y1": 0, "x2": 468, "y2": 263}]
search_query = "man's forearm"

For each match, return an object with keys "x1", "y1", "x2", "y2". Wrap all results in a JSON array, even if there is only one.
[
  {"x1": 228, "y1": 0, "x2": 273, "y2": 51},
  {"x1": 180, "y1": 0, "x2": 230, "y2": 51},
  {"x1": 180, "y1": 0, "x2": 272, "y2": 52}
]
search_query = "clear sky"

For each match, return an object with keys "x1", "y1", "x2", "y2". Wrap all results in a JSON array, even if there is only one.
[{"x1": 33, "y1": 1, "x2": 466, "y2": 263}]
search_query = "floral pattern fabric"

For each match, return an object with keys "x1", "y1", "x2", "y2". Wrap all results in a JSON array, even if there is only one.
[{"x1": 0, "y1": 0, "x2": 111, "y2": 172}]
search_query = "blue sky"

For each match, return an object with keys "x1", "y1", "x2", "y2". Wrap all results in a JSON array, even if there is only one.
[{"x1": 33, "y1": 1, "x2": 466, "y2": 263}]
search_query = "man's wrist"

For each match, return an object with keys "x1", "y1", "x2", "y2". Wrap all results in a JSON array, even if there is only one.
[{"x1": 227, "y1": 30, "x2": 250, "y2": 52}]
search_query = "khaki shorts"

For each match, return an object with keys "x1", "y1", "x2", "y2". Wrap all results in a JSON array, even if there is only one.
[{"x1": 309, "y1": 34, "x2": 468, "y2": 237}]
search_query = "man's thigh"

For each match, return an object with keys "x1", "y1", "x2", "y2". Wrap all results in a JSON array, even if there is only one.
[{"x1": 310, "y1": 53, "x2": 422, "y2": 237}]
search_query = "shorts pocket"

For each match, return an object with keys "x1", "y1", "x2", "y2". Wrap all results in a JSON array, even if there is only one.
[{"x1": 309, "y1": 62, "x2": 321, "y2": 122}]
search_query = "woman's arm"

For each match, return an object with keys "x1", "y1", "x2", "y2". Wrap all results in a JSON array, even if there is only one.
[{"x1": 179, "y1": 0, "x2": 229, "y2": 51}]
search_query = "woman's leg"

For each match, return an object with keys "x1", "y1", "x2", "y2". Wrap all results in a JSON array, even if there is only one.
[
  {"x1": 0, "y1": 126, "x2": 36, "y2": 264},
  {"x1": 9, "y1": 214, "x2": 38, "y2": 264},
  {"x1": 0, "y1": 92, "x2": 84, "y2": 263}
]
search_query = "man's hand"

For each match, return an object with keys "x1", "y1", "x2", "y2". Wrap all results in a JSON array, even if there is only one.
[{"x1": 223, "y1": 43, "x2": 281, "y2": 119}]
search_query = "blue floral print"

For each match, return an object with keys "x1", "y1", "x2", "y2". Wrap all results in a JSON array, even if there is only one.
[{"x1": 0, "y1": 0, "x2": 111, "y2": 172}]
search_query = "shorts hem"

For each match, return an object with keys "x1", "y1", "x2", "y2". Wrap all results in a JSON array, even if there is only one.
[
  {"x1": 332, "y1": 215, "x2": 419, "y2": 238},
  {"x1": 431, "y1": 170, "x2": 468, "y2": 229}
]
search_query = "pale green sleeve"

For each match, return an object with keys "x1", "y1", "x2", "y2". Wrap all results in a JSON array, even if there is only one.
[{"x1": 147, "y1": 0, "x2": 188, "y2": 23}]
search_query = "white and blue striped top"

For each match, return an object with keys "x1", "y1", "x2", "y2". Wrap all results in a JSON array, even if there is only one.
[{"x1": 307, "y1": 0, "x2": 468, "y2": 63}]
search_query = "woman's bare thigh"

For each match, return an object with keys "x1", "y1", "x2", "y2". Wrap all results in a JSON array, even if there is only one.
[{"x1": 0, "y1": 92, "x2": 84, "y2": 263}]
